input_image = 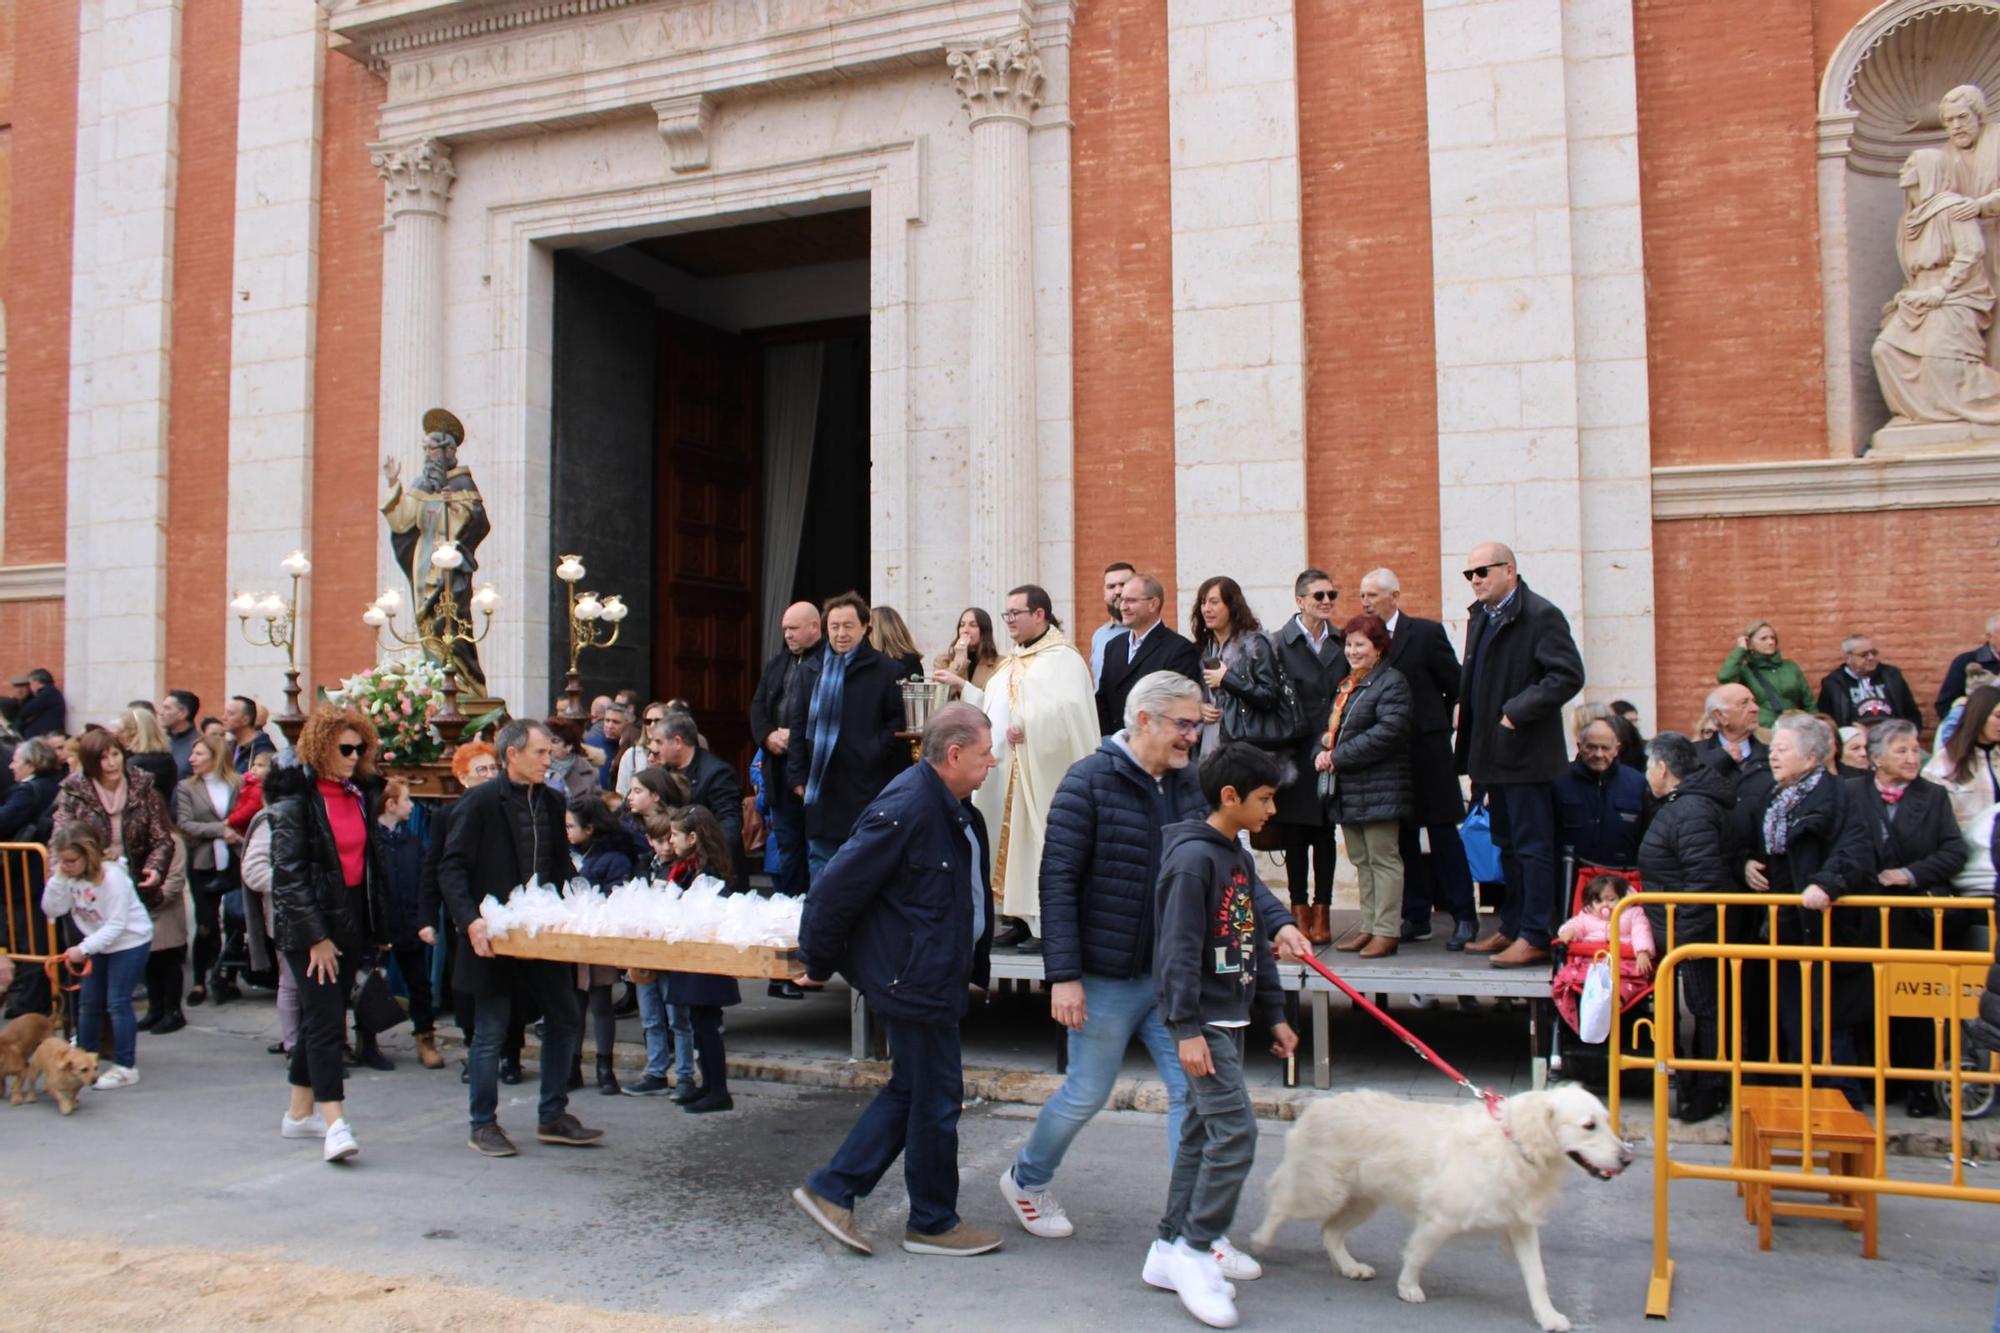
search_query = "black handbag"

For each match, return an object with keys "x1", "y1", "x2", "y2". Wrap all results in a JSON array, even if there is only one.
[
  {"x1": 351, "y1": 963, "x2": 407, "y2": 1036},
  {"x1": 1220, "y1": 633, "x2": 1308, "y2": 746}
]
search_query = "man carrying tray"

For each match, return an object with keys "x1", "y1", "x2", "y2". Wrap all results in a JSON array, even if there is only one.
[
  {"x1": 439, "y1": 718, "x2": 606, "y2": 1157},
  {"x1": 790, "y1": 702, "x2": 1002, "y2": 1258}
]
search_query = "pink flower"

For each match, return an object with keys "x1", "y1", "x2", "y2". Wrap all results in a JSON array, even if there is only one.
[
  {"x1": 383, "y1": 750, "x2": 396, "y2": 762},
  {"x1": 401, "y1": 696, "x2": 414, "y2": 715}
]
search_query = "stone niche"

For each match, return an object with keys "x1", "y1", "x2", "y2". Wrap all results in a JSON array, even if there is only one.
[{"x1": 1819, "y1": 0, "x2": 2000, "y2": 456}]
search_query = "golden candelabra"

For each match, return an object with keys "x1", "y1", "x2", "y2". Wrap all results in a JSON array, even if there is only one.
[
  {"x1": 230, "y1": 549, "x2": 312, "y2": 743},
  {"x1": 555, "y1": 552, "x2": 628, "y2": 720},
  {"x1": 363, "y1": 539, "x2": 499, "y2": 756}
]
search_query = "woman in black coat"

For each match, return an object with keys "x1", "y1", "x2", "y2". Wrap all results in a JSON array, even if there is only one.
[
  {"x1": 1739, "y1": 713, "x2": 1864, "y2": 1107},
  {"x1": 1193, "y1": 576, "x2": 1293, "y2": 755},
  {"x1": 1271, "y1": 572, "x2": 1345, "y2": 940},
  {"x1": 269, "y1": 705, "x2": 390, "y2": 1162},
  {"x1": 1315, "y1": 614, "x2": 1412, "y2": 958},
  {"x1": 1840, "y1": 720, "x2": 1967, "y2": 1117}
]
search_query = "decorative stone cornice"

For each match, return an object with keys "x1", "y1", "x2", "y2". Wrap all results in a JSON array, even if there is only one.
[
  {"x1": 1651, "y1": 449, "x2": 2000, "y2": 519},
  {"x1": 654, "y1": 94, "x2": 714, "y2": 173},
  {"x1": 371, "y1": 137, "x2": 457, "y2": 222},
  {"x1": 0, "y1": 563, "x2": 65, "y2": 602},
  {"x1": 948, "y1": 31, "x2": 1043, "y2": 126}
]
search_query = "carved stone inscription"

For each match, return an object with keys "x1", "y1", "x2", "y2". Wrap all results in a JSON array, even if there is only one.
[{"x1": 387, "y1": 0, "x2": 898, "y2": 103}]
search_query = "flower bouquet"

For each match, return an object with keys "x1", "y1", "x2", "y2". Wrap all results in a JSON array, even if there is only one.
[{"x1": 326, "y1": 658, "x2": 450, "y2": 766}]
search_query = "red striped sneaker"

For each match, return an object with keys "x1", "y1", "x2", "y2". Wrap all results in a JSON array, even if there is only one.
[{"x1": 999, "y1": 1165, "x2": 1074, "y2": 1238}]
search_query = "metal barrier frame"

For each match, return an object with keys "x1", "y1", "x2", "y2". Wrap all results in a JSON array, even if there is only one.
[
  {"x1": 1605, "y1": 891, "x2": 1998, "y2": 1320},
  {"x1": 2, "y1": 840, "x2": 57, "y2": 961}
]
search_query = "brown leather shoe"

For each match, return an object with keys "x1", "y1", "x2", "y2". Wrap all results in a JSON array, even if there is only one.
[
  {"x1": 1334, "y1": 931, "x2": 1371, "y2": 953},
  {"x1": 1464, "y1": 932, "x2": 1513, "y2": 955},
  {"x1": 1358, "y1": 936, "x2": 1399, "y2": 958},
  {"x1": 416, "y1": 1032, "x2": 445, "y2": 1070},
  {"x1": 1489, "y1": 939, "x2": 1551, "y2": 968},
  {"x1": 1306, "y1": 904, "x2": 1333, "y2": 945}
]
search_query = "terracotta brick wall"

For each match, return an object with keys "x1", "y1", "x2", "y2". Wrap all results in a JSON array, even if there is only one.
[
  {"x1": 1813, "y1": 0, "x2": 1879, "y2": 80},
  {"x1": 309, "y1": 53, "x2": 386, "y2": 695},
  {"x1": 1297, "y1": 0, "x2": 1441, "y2": 618},
  {"x1": 0, "y1": 600, "x2": 63, "y2": 681},
  {"x1": 4, "y1": 0, "x2": 76, "y2": 568},
  {"x1": 164, "y1": 0, "x2": 240, "y2": 712},
  {"x1": 1634, "y1": 0, "x2": 1827, "y2": 467},
  {"x1": 1068, "y1": 0, "x2": 1180, "y2": 628},
  {"x1": 1653, "y1": 507, "x2": 2000, "y2": 738}
]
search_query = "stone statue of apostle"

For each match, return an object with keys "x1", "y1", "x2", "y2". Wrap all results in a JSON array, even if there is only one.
[{"x1": 380, "y1": 408, "x2": 491, "y2": 695}]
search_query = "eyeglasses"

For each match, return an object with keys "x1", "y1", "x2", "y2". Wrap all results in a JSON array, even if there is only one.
[
  {"x1": 337, "y1": 742, "x2": 368, "y2": 758},
  {"x1": 468, "y1": 763, "x2": 499, "y2": 778},
  {"x1": 1461, "y1": 562, "x2": 1512, "y2": 582},
  {"x1": 1001, "y1": 609, "x2": 1034, "y2": 621},
  {"x1": 1307, "y1": 590, "x2": 1338, "y2": 602},
  {"x1": 1156, "y1": 716, "x2": 1202, "y2": 736}
]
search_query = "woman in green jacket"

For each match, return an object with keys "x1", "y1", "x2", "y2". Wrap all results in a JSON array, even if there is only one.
[{"x1": 1717, "y1": 620, "x2": 1815, "y2": 728}]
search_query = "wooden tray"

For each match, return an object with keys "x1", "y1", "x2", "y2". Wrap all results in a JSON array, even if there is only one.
[{"x1": 488, "y1": 930, "x2": 800, "y2": 980}]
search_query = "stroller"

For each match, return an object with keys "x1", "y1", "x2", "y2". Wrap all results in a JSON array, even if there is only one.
[{"x1": 1548, "y1": 856, "x2": 1655, "y2": 1090}]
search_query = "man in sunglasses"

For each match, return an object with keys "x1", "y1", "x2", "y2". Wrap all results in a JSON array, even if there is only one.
[{"x1": 1453, "y1": 543, "x2": 1584, "y2": 968}]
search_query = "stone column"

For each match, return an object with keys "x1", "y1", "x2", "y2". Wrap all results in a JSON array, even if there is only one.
[
  {"x1": 370, "y1": 137, "x2": 456, "y2": 576},
  {"x1": 950, "y1": 33, "x2": 1042, "y2": 614}
]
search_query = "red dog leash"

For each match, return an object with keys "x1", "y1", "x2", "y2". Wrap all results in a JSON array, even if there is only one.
[{"x1": 1295, "y1": 949, "x2": 1507, "y2": 1120}]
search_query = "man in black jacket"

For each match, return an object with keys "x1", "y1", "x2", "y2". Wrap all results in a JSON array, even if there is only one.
[
  {"x1": 1454, "y1": 543, "x2": 1585, "y2": 967},
  {"x1": 787, "y1": 592, "x2": 909, "y2": 878},
  {"x1": 750, "y1": 601, "x2": 823, "y2": 896},
  {"x1": 1816, "y1": 634, "x2": 1922, "y2": 728},
  {"x1": 1695, "y1": 683, "x2": 1767, "y2": 793},
  {"x1": 1270, "y1": 569, "x2": 1345, "y2": 941},
  {"x1": 1360, "y1": 568, "x2": 1477, "y2": 949},
  {"x1": 1936, "y1": 611, "x2": 2000, "y2": 721},
  {"x1": 439, "y1": 719, "x2": 604, "y2": 1158},
  {"x1": 657, "y1": 710, "x2": 745, "y2": 884},
  {"x1": 791, "y1": 704, "x2": 1002, "y2": 1259},
  {"x1": 998, "y1": 672, "x2": 1306, "y2": 1245},
  {"x1": 1096, "y1": 573, "x2": 1203, "y2": 736},
  {"x1": 13, "y1": 669, "x2": 66, "y2": 739}
]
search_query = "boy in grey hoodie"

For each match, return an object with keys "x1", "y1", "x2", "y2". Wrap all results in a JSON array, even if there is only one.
[{"x1": 1146, "y1": 742, "x2": 1298, "y2": 1328}]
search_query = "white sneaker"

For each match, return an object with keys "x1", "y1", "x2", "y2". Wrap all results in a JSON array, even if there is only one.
[
  {"x1": 282, "y1": 1111, "x2": 328, "y2": 1139},
  {"x1": 93, "y1": 1064, "x2": 138, "y2": 1090},
  {"x1": 1154, "y1": 1239, "x2": 1238, "y2": 1327},
  {"x1": 1144, "y1": 1239, "x2": 1236, "y2": 1298},
  {"x1": 323, "y1": 1118, "x2": 359, "y2": 1163},
  {"x1": 999, "y1": 1165, "x2": 1075, "y2": 1238},
  {"x1": 1210, "y1": 1236, "x2": 1262, "y2": 1281}
]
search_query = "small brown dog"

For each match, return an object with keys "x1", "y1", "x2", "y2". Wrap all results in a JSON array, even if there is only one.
[
  {"x1": 21, "y1": 1036, "x2": 98, "y2": 1114},
  {"x1": 1, "y1": 1012, "x2": 54, "y2": 1103}
]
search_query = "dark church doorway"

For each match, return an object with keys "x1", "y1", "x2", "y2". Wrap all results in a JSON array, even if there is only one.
[{"x1": 549, "y1": 206, "x2": 870, "y2": 773}]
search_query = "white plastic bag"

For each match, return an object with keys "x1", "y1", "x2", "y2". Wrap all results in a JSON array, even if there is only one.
[{"x1": 1578, "y1": 953, "x2": 1614, "y2": 1045}]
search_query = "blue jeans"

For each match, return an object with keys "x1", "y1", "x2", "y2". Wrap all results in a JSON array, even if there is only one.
[
  {"x1": 807, "y1": 837, "x2": 844, "y2": 883},
  {"x1": 1013, "y1": 974, "x2": 1187, "y2": 1189},
  {"x1": 78, "y1": 942, "x2": 149, "y2": 1070},
  {"x1": 1485, "y1": 782, "x2": 1558, "y2": 948},
  {"x1": 467, "y1": 963, "x2": 578, "y2": 1132},
  {"x1": 808, "y1": 1016, "x2": 964, "y2": 1235},
  {"x1": 634, "y1": 975, "x2": 695, "y2": 1083},
  {"x1": 770, "y1": 790, "x2": 808, "y2": 898}
]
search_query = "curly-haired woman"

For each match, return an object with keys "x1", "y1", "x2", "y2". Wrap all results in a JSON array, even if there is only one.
[{"x1": 269, "y1": 705, "x2": 390, "y2": 1163}]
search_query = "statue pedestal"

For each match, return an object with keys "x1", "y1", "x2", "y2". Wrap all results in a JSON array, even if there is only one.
[{"x1": 1868, "y1": 419, "x2": 2000, "y2": 456}]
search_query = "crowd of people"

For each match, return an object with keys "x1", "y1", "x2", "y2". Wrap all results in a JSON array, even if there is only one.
[{"x1": 4, "y1": 547, "x2": 1999, "y2": 1328}]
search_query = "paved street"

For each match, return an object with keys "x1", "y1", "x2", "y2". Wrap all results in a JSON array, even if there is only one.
[{"x1": 5, "y1": 1017, "x2": 1995, "y2": 1331}]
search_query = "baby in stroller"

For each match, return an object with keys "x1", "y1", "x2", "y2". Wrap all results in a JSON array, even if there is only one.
[{"x1": 1552, "y1": 872, "x2": 1655, "y2": 1032}]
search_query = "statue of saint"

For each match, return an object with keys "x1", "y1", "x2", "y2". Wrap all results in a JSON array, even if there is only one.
[
  {"x1": 1942, "y1": 85, "x2": 2000, "y2": 362},
  {"x1": 381, "y1": 408, "x2": 492, "y2": 695},
  {"x1": 1872, "y1": 147, "x2": 2000, "y2": 428}
]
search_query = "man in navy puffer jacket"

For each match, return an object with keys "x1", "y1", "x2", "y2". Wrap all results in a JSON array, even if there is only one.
[{"x1": 999, "y1": 671, "x2": 1308, "y2": 1247}]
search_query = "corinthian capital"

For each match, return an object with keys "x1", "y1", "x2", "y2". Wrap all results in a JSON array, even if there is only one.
[
  {"x1": 948, "y1": 31, "x2": 1043, "y2": 126},
  {"x1": 371, "y1": 137, "x2": 456, "y2": 223}
]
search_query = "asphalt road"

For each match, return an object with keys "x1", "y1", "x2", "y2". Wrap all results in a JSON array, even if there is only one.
[{"x1": 5, "y1": 1019, "x2": 1996, "y2": 1331}]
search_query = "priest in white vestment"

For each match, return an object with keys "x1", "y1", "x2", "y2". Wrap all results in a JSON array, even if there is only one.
[{"x1": 935, "y1": 585, "x2": 1099, "y2": 944}]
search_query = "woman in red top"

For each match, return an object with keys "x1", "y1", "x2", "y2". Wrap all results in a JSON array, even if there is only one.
[{"x1": 268, "y1": 705, "x2": 390, "y2": 1164}]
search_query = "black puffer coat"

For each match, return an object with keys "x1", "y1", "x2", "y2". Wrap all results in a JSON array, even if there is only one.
[
  {"x1": 1038, "y1": 738, "x2": 1208, "y2": 984},
  {"x1": 269, "y1": 765, "x2": 390, "y2": 954},
  {"x1": 1215, "y1": 630, "x2": 1294, "y2": 746},
  {"x1": 1635, "y1": 762, "x2": 1733, "y2": 946},
  {"x1": 1318, "y1": 666, "x2": 1413, "y2": 826}
]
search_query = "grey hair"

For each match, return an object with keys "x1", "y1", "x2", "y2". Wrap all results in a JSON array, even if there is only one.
[
  {"x1": 494, "y1": 718, "x2": 551, "y2": 766},
  {"x1": 1772, "y1": 711, "x2": 1833, "y2": 768},
  {"x1": 1361, "y1": 567, "x2": 1401, "y2": 594},
  {"x1": 1986, "y1": 608, "x2": 2000, "y2": 635},
  {"x1": 1646, "y1": 731, "x2": 1700, "y2": 780},
  {"x1": 658, "y1": 711, "x2": 700, "y2": 747},
  {"x1": 1865, "y1": 718, "x2": 1918, "y2": 761},
  {"x1": 1125, "y1": 670, "x2": 1203, "y2": 731},
  {"x1": 1293, "y1": 568, "x2": 1333, "y2": 597},
  {"x1": 1704, "y1": 686, "x2": 1729, "y2": 718},
  {"x1": 1839, "y1": 633, "x2": 1874, "y2": 655},
  {"x1": 921, "y1": 702, "x2": 992, "y2": 765}
]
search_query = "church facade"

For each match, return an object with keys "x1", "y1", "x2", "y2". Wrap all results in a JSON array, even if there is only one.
[{"x1": 1, "y1": 0, "x2": 1996, "y2": 736}]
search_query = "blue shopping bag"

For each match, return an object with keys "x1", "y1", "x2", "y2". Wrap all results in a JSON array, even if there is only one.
[{"x1": 1460, "y1": 803, "x2": 1503, "y2": 883}]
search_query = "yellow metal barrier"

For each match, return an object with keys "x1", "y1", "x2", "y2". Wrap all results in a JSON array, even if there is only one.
[
  {"x1": 1603, "y1": 891, "x2": 1998, "y2": 1321},
  {"x1": 2, "y1": 841, "x2": 57, "y2": 964}
]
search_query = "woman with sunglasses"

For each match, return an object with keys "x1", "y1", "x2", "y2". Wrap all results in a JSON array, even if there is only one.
[{"x1": 269, "y1": 704, "x2": 390, "y2": 1164}]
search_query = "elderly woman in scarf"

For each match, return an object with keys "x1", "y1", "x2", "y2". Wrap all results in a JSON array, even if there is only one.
[
  {"x1": 1739, "y1": 712, "x2": 1869, "y2": 1107},
  {"x1": 1872, "y1": 146, "x2": 2000, "y2": 425}
]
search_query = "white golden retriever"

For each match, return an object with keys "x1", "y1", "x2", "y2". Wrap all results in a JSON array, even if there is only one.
[{"x1": 1249, "y1": 1084, "x2": 1632, "y2": 1332}]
